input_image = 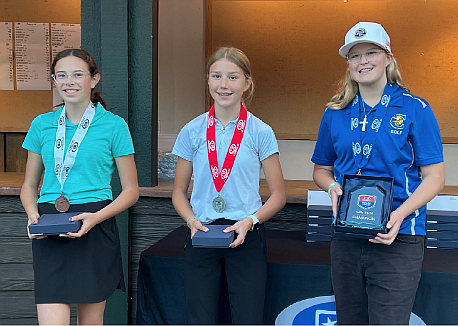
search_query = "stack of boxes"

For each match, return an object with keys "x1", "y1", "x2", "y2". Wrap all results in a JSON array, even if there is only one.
[
  {"x1": 306, "y1": 189, "x2": 333, "y2": 242},
  {"x1": 306, "y1": 190, "x2": 458, "y2": 247},
  {"x1": 426, "y1": 195, "x2": 458, "y2": 249}
]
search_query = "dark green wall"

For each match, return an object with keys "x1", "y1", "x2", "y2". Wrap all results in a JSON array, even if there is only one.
[{"x1": 81, "y1": 0, "x2": 155, "y2": 323}]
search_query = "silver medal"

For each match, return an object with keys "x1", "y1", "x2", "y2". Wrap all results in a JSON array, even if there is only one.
[{"x1": 212, "y1": 195, "x2": 226, "y2": 213}]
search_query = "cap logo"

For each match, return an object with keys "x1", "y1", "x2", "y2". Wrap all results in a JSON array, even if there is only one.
[{"x1": 354, "y1": 28, "x2": 367, "y2": 39}]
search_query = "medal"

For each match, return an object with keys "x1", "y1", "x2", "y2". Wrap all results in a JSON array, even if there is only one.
[
  {"x1": 212, "y1": 194, "x2": 226, "y2": 213},
  {"x1": 55, "y1": 194, "x2": 70, "y2": 212},
  {"x1": 54, "y1": 103, "x2": 95, "y2": 211},
  {"x1": 207, "y1": 104, "x2": 247, "y2": 213}
]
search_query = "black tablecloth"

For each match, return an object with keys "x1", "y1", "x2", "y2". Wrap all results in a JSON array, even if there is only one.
[{"x1": 137, "y1": 226, "x2": 458, "y2": 325}]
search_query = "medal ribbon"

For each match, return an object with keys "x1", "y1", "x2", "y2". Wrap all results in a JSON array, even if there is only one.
[
  {"x1": 206, "y1": 104, "x2": 247, "y2": 192},
  {"x1": 350, "y1": 84, "x2": 394, "y2": 172},
  {"x1": 54, "y1": 102, "x2": 96, "y2": 194}
]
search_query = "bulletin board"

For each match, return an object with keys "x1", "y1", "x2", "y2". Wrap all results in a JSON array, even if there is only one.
[
  {"x1": 0, "y1": 0, "x2": 80, "y2": 132},
  {"x1": 208, "y1": 0, "x2": 458, "y2": 143}
]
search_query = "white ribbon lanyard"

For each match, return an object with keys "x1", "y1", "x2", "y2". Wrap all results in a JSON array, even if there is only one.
[{"x1": 54, "y1": 102, "x2": 96, "y2": 194}]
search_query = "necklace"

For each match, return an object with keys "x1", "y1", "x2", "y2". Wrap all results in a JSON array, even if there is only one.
[
  {"x1": 360, "y1": 101, "x2": 369, "y2": 132},
  {"x1": 351, "y1": 85, "x2": 394, "y2": 176}
]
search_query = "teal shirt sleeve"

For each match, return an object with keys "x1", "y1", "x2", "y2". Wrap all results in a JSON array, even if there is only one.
[
  {"x1": 111, "y1": 117, "x2": 135, "y2": 157},
  {"x1": 22, "y1": 115, "x2": 43, "y2": 154}
]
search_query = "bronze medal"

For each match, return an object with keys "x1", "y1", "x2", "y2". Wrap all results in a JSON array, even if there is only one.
[{"x1": 55, "y1": 195, "x2": 70, "y2": 213}]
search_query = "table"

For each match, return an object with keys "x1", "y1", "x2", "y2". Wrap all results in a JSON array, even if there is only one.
[{"x1": 136, "y1": 226, "x2": 458, "y2": 325}]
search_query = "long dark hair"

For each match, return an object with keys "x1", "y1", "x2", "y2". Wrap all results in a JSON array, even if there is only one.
[{"x1": 51, "y1": 48, "x2": 108, "y2": 109}]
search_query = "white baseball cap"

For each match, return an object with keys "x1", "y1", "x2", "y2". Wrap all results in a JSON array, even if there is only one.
[{"x1": 339, "y1": 22, "x2": 391, "y2": 58}]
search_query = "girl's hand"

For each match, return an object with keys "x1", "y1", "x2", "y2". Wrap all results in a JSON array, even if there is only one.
[
  {"x1": 369, "y1": 210, "x2": 404, "y2": 245},
  {"x1": 330, "y1": 184, "x2": 343, "y2": 218},
  {"x1": 188, "y1": 218, "x2": 209, "y2": 238},
  {"x1": 224, "y1": 218, "x2": 253, "y2": 248},
  {"x1": 27, "y1": 212, "x2": 47, "y2": 239},
  {"x1": 61, "y1": 212, "x2": 97, "y2": 238}
]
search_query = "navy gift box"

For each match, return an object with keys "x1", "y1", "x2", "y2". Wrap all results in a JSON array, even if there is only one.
[
  {"x1": 426, "y1": 195, "x2": 458, "y2": 248},
  {"x1": 307, "y1": 189, "x2": 333, "y2": 217},
  {"x1": 426, "y1": 239, "x2": 458, "y2": 249},
  {"x1": 307, "y1": 224, "x2": 332, "y2": 234},
  {"x1": 306, "y1": 232, "x2": 331, "y2": 242},
  {"x1": 426, "y1": 230, "x2": 458, "y2": 241},
  {"x1": 29, "y1": 212, "x2": 83, "y2": 235},
  {"x1": 427, "y1": 222, "x2": 458, "y2": 232},
  {"x1": 427, "y1": 195, "x2": 458, "y2": 222},
  {"x1": 192, "y1": 225, "x2": 235, "y2": 248},
  {"x1": 306, "y1": 189, "x2": 333, "y2": 242}
]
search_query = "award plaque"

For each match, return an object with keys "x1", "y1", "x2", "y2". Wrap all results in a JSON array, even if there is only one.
[{"x1": 334, "y1": 174, "x2": 394, "y2": 238}]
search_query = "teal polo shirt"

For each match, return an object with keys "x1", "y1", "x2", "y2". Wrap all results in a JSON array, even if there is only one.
[{"x1": 23, "y1": 103, "x2": 134, "y2": 204}]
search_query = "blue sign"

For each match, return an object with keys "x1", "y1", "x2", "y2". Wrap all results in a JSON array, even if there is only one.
[{"x1": 275, "y1": 296, "x2": 426, "y2": 325}]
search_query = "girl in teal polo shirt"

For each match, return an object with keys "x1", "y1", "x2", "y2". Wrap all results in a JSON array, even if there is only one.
[{"x1": 21, "y1": 49, "x2": 139, "y2": 325}]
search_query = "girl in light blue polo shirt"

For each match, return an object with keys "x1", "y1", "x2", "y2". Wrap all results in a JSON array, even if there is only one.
[
  {"x1": 21, "y1": 49, "x2": 139, "y2": 325},
  {"x1": 172, "y1": 47, "x2": 286, "y2": 324}
]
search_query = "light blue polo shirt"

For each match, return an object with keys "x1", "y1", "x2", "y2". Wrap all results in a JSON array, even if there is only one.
[
  {"x1": 172, "y1": 111, "x2": 279, "y2": 223},
  {"x1": 23, "y1": 103, "x2": 134, "y2": 204},
  {"x1": 312, "y1": 83, "x2": 443, "y2": 235}
]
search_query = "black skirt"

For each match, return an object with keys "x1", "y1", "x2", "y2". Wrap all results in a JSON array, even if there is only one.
[{"x1": 33, "y1": 200, "x2": 126, "y2": 304}]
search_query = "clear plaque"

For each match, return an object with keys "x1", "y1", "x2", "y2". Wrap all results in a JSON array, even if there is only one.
[{"x1": 334, "y1": 174, "x2": 394, "y2": 238}]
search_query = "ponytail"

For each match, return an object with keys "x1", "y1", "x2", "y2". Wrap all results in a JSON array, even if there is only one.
[{"x1": 91, "y1": 91, "x2": 108, "y2": 110}]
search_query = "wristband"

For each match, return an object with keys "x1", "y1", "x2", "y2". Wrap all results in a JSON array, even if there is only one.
[
  {"x1": 328, "y1": 181, "x2": 340, "y2": 197},
  {"x1": 186, "y1": 216, "x2": 196, "y2": 228},
  {"x1": 248, "y1": 214, "x2": 259, "y2": 231}
]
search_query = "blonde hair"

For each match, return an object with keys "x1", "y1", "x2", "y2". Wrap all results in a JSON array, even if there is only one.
[
  {"x1": 327, "y1": 56, "x2": 409, "y2": 110},
  {"x1": 206, "y1": 47, "x2": 255, "y2": 107}
]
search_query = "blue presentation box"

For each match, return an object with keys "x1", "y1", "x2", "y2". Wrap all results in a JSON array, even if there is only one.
[
  {"x1": 307, "y1": 224, "x2": 332, "y2": 234},
  {"x1": 307, "y1": 189, "x2": 333, "y2": 217},
  {"x1": 426, "y1": 195, "x2": 458, "y2": 223},
  {"x1": 427, "y1": 221, "x2": 458, "y2": 232},
  {"x1": 305, "y1": 232, "x2": 331, "y2": 242},
  {"x1": 426, "y1": 239, "x2": 458, "y2": 249},
  {"x1": 426, "y1": 230, "x2": 458, "y2": 241},
  {"x1": 29, "y1": 212, "x2": 83, "y2": 236},
  {"x1": 307, "y1": 216, "x2": 333, "y2": 226},
  {"x1": 192, "y1": 225, "x2": 235, "y2": 248}
]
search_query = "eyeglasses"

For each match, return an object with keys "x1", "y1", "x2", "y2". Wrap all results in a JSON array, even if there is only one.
[
  {"x1": 346, "y1": 49, "x2": 386, "y2": 64},
  {"x1": 51, "y1": 72, "x2": 90, "y2": 83}
]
